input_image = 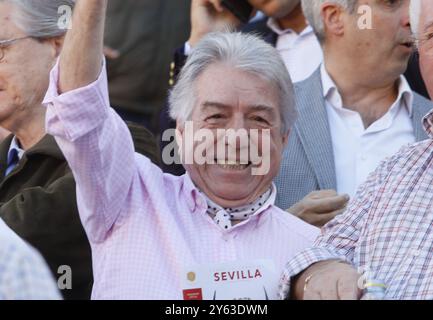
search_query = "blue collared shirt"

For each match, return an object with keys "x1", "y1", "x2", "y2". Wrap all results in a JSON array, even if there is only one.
[{"x1": 6, "y1": 137, "x2": 25, "y2": 176}]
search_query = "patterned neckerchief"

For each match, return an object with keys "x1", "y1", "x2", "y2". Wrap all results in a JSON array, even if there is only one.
[{"x1": 203, "y1": 187, "x2": 274, "y2": 230}]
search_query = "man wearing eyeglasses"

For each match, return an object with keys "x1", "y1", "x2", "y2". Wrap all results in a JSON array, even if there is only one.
[
  {"x1": 0, "y1": 1, "x2": 93, "y2": 300},
  {"x1": 0, "y1": 0, "x2": 159, "y2": 300}
]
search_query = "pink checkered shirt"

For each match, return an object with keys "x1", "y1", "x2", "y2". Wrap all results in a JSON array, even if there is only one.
[
  {"x1": 42, "y1": 62, "x2": 319, "y2": 300},
  {"x1": 279, "y1": 111, "x2": 433, "y2": 300}
]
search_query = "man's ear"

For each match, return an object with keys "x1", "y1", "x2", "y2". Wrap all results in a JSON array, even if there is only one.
[
  {"x1": 175, "y1": 121, "x2": 185, "y2": 161},
  {"x1": 47, "y1": 36, "x2": 65, "y2": 59},
  {"x1": 321, "y1": 3, "x2": 345, "y2": 40},
  {"x1": 282, "y1": 129, "x2": 290, "y2": 148}
]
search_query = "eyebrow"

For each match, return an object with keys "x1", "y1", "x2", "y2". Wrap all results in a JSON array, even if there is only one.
[{"x1": 201, "y1": 101, "x2": 275, "y2": 113}]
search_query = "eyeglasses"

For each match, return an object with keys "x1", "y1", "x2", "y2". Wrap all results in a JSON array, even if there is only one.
[{"x1": 0, "y1": 36, "x2": 32, "y2": 61}]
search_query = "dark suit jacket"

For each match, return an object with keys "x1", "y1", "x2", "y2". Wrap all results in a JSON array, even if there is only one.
[
  {"x1": 0, "y1": 123, "x2": 158, "y2": 300},
  {"x1": 159, "y1": 18, "x2": 430, "y2": 176}
]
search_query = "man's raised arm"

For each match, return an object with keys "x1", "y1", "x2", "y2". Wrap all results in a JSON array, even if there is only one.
[
  {"x1": 59, "y1": 0, "x2": 107, "y2": 93},
  {"x1": 44, "y1": 0, "x2": 138, "y2": 243}
]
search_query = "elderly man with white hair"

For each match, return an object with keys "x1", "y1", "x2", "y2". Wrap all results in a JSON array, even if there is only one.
[
  {"x1": 0, "y1": 0, "x2": 94, "y2": 300},
  {"x1": 0, "y1": 0, "x2": 159, "y2": 299},
  {"x1": 43, "y1": 0, "x2": 319, "y2": 299},
  {"x1": 278, "y1": 0, "x2": 433, "y2": 300}
]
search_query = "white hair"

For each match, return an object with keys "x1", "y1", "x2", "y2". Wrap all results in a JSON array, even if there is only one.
[
  {"x1": 3, "y1": 0, "x2": 75, "y2": 38},
  {"x1": 301, "y1": 0, "x2": 358, "y2": 43},
  {"x1": 410, "y1": 0, "x2": 422, "y2": 35},
  {"x1": 169, "y1": 32, "x2": 297, "y2": 135}
]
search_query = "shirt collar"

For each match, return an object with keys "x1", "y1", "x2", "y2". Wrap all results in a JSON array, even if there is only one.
[
  {"x1": 7, "y1": 136, "x2": 25, "y2": 166},
  {"x1": 182, "y1": 172, "x2": 276, "y2": 217},
  {"x1": 266, "y1": 18, "x2": 313, "y2": 37},
  {"x1": 320, "y1": 63, "x2": 414, "y2": 116}
]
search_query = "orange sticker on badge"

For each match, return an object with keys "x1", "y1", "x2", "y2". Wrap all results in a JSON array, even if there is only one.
[{"x1": 183, "y1": 288, "x2": 203, "y2": 300}]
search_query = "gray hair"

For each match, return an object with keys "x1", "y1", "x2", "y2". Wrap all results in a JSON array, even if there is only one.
[
  {"x1": 4, "y1": 0, "x2": 75, "y2": 38},
  {"x1": 169, "y1": 32, "x2": 297, "y2": 135},
  {"x1": 301, "y1": 0, "x2": 358, "y2": 43},
  {"x1": 410, "y1": 0, "x2": 422, "y2": 36}
]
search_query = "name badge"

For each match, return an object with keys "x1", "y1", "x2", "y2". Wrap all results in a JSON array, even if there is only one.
[{"x1": 181, "y1": 260, "x2": 279, "y2": 300}]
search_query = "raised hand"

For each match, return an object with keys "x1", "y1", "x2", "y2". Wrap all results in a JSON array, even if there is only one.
[
  {"x1": 188, "y1": 0, "x2": 245, "y2": 47},
  {"x1": 59, "y1": 0, "x2": 108, "y2": 93}
]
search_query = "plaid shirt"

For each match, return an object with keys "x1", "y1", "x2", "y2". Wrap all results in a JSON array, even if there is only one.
[
  {"x1": 0, "y1": 220, "x2": 60, "y2": 300},
  {"x1": 279, "y1": 109, "x2": 433, "y2": 300}
]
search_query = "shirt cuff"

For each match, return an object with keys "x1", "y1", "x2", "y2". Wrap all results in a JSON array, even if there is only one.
[{"x1": 43, "y1": 58, "x2": 110, "y2": 142}]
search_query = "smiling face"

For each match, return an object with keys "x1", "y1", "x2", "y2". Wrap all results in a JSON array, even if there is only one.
[
  {"x1": 0, "y1": 2, "x2": 58, "y2": 131},
  {"x1": 333, "y1": 0, "x2": 412, "y2": 84},
  {"x1": 248, "y1": 0, "x2": 300, "y2": 19},
  {"x1": 178, "y1": 63, "x2": 288, "y2": 208}
]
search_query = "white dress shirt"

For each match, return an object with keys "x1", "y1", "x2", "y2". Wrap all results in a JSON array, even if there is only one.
[
  {"x1": 267, "y1": 19, "x2": 323, "y2": 83},
  {"x1": 321, "y1": 64, "x2": 416, "y2": 197}
]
